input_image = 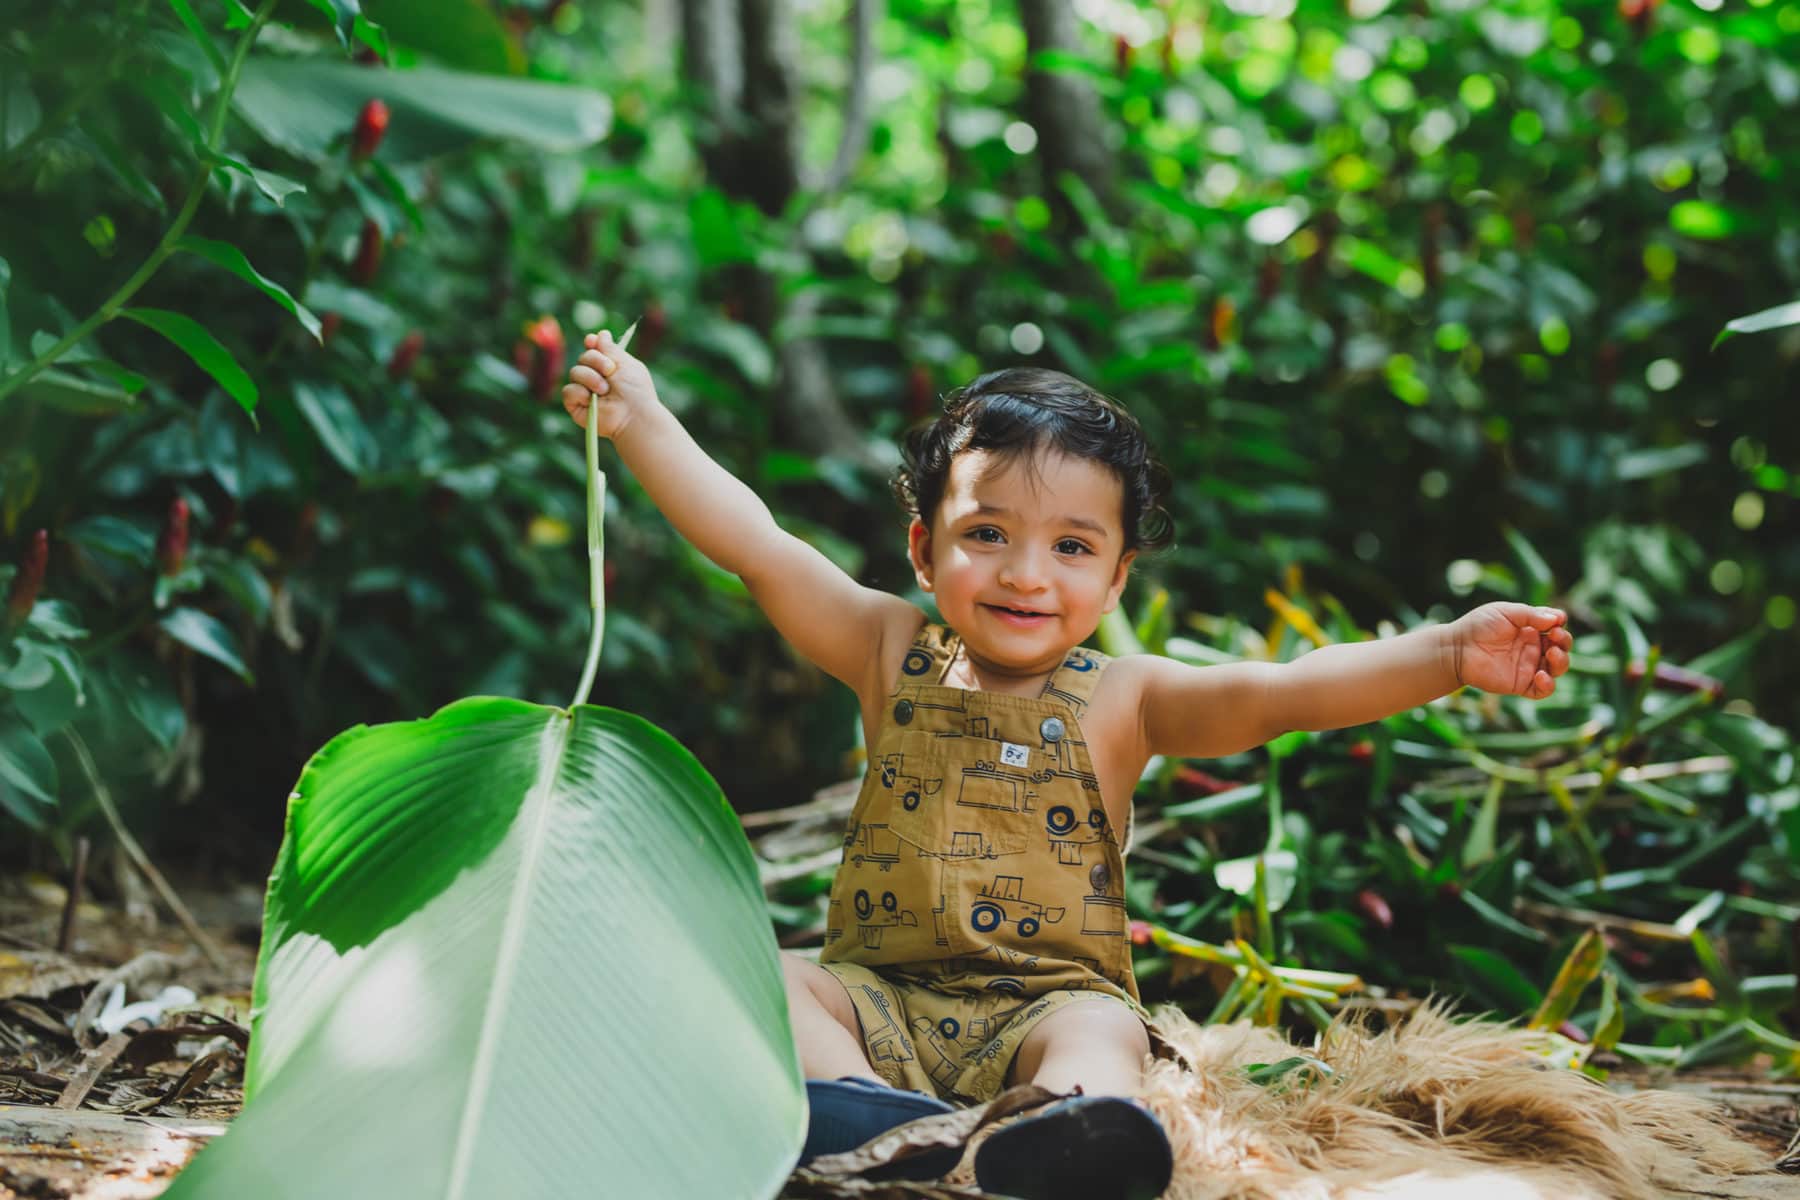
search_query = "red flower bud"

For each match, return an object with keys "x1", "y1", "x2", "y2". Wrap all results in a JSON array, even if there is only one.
[
  {"x1": 156, "y1": 498, "x2": 190, "y2": 577},
  {"x1": 351, "y1": 219, "x2": 383, "y2": 285},
  {"x1": 1256, "y1": 255, "x2": 1282, "y2": 303},
  {"x1": 906, "y1": 365, "x2": 934, "y2": 422},
  {"x1": 1348, "y1": 739, "x2": 1375, "y2": 762},
  {"x1": 1623, "y1": 660, "x2": 1725, "y2": 701},
  {"x1": 638, "y1": 302, "x2": 669, "y2": 360},
  {"x1": 1596, "y1": 340, "x2": 1619, "y2": 402},
  {"x1": 1128, "y1": 920, "x2": 1154, "y2": 947},
  {"x1": 603, "y1": 560, "x2": 618, "y2": 592},
  {"x1": 351, "y1": 98, "x2": 390, "y2": 161},
  {"x1": 1422, "y1": 203, "x2": 1445, "y2": 294},
  {"x1": 1114, "y1": 34, "x2": 1134, "y2": 75},
  {"x1": 1510, "y1": 208, "x2": 1536, "y2": 252},
  {"x1": 388, "y1": 330, "x2": 425, "y2": 381},
  {"x1": 1172, "y1": 765, "x2": 1237, "y2": 797},
  {"x1": 6, "y1": 530, "x2": 48, "y2": 626},
  {"x1": 524, "y1": 315, "x2": 566, "y2": 401},
  {"x1": 1619, "y1": 0, "x2": 1660, "y2": 37},
  {"x1": 1354, "y1": 889, "x2": 1394, "y2": 931},
  {"x1": 319, "y1": 311, "x2": 342, "y2": 347},
  {"x1": 1558, "y1": 1020, "x2": 1589, "y2": 1044}
]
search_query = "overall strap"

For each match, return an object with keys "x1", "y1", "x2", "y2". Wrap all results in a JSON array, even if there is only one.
[
  {"x1": 894, "y1": 621, "x2": 958, "y2": 690},
  {"x1": 1037, "y1": 645, "x2": 1110, "y2": 719}
]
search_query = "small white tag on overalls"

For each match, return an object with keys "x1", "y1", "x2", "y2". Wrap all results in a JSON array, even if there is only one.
[{"x1": 1000, "y1": 742, "x2": 1029, "y2": 768}]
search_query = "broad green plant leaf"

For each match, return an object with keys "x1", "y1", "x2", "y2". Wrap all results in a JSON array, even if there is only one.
[
  {"x1": 1713, "y1": 298, "x2": 1800, "y2": 349},
  {"x1": 12, "y1": 368, "x2": 137, "y2": 415},
  {"x1": 164, "y1": 698, "x2": 802, "y2": 1199},
  {"x1": 120, "y1": 308, "x2": 258, "y2": 418},
  {"x1": 178, "y1": 236, "x2": 322, "y2": 342},
  {"x1": 0, "y1": 720, "x2": 57, "y2": 808},
  {"x1": 232, "y1": 58, "x2": 611, "y2": 164},
  {"x1": 157, "y1": 607, "x2": 254, "y2": 682}
]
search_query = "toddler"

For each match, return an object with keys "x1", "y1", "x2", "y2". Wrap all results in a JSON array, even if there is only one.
[{"x1": 564, "y1": 331, "x2": 1571, "y2": 1200}]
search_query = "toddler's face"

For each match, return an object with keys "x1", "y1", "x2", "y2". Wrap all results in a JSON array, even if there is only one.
[{"x1": 909, "y1": 448, "x2": 1134, "y2": 674}]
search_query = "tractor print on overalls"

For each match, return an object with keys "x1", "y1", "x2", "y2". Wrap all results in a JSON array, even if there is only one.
[
  {"x1": 971, "y1": 874, "x2": 1065, "y2": 938},
  {"x1": 850, "y1": 886, "x2": 919, "y2": 950}
]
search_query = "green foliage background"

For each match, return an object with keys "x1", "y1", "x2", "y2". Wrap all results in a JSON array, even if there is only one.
[{"x1": 1, "y1": 0, "x2": 1796, "y2": 1062}]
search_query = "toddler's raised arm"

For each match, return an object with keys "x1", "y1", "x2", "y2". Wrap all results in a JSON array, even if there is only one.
[
  {"x1": 1123, "y1": 603, "x2": 1571, "y2": 760},
  {"x1": 564, "y1": 331, "x2": 918, "y2": 695}
]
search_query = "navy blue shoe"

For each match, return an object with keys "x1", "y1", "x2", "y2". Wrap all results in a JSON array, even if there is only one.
[
  {"x1": 800, "y1": 1077, "x2": 962, "y2": 1181},
  {"x1": 973, "y1": 1095, "x2": 1173, "y2": 1200}
]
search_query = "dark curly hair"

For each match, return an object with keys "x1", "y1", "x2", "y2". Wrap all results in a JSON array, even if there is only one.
[{"x1": 892, "y1": 367, "x2": 1174, "y2": 553}]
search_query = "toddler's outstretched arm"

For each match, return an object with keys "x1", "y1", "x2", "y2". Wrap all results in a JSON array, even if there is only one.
[
  {"x1": 563, "y1": 331, "x2": 918, "y2": 695},
  {"x1": 1126, "y1": 603, "x2": 1572, "y2": 760}
]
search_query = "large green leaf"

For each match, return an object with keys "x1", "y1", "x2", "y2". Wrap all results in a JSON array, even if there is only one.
[
  {"x1": 177, "y1": 236, "x2": 322, "y2": 343},
  {"x1": 120, "y1": 308, "x2": 258, "y2": 417},
  {"x1": 231, "y1": 57, "x2": 611, "y2": 164},
  {"x1": 164, "y1": 698, "x2": 802, "y2": 1199}
]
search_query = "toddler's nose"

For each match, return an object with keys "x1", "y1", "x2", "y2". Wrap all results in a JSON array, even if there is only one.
[{"x1": 998, "y1": 547, "x2": 1050, "y2": 591}]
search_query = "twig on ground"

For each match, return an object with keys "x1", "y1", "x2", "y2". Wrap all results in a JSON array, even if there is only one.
[{"x1": 64, "y1": 731, "x2": 227, "y2": 971}]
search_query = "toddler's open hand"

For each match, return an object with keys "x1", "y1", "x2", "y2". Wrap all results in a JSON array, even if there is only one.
[
  {"x1": 1451, "y1": 602, "x2": 1572, "y2": 700},
  {"x1": 561, "y1": 328, "x2": 658, "y2": 440}
]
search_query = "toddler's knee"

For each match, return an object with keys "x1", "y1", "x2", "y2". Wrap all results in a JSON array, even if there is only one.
[
  {"x1": 1058, "y1": 999, "x2": 1151, "y2": 1060},
  {"x1": 781, "y1": 953, "x2": 859, "y2": 1030}
]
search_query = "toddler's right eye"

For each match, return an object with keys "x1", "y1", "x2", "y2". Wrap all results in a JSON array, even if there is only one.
[{"x1": 969, "y1": 527, "x2": 1003, "y2": 543}]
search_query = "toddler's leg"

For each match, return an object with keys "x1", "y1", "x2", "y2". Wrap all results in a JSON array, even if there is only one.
[
  {"x1": 980, "y1": 1000, "x2": 1171, "y2": 1199},
  {"x1": 781, "y1": 952, "x2": 883, "y2": 1082},
  {"x1": 1006, "y1": 997, "x2": 1152, "y2": 1097},
  {"x1": 785, "y1": 955, "x2": 962, "y2": 1180}
]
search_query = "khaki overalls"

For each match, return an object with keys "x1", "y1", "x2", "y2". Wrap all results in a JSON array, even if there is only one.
[{"x1": 818, "y1": 622, "x2": 1154, "y2": 1105}]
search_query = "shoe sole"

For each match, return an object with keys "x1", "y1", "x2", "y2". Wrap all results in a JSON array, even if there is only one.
[
  {"x1": 803, "y1": 1081, "x2": 960, "y2": 1181},
  {"x1": 974, "y1": 1098, "x2": 1172, "y2": 1200}
]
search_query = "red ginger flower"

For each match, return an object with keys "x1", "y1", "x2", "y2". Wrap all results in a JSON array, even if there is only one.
[
  {"x1": 351, "y1": 98, "x2": 390, "y2": 161},
  {"x1": 522, "y1": 315, "x2": 566, "y2": 401},
  {"x1": 388, "y1": 330, "x2": 424, "y2": 380},
  {"x1": 156, "y1": 499, "x2": 189, "y2": 577},
  {"x1": 1354, "y1": 889, "x2": 1393, "y2": 931},
  {"x1": 6, "y1": 529, "x2": 48, "y2": 626},
  {"x1": 351, "y1": 219, "x2": 383, "y2": 285}
]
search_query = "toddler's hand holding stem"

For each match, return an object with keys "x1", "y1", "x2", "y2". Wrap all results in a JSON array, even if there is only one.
[{"x1": 562, "y1": 329, "x2": 658, "y2": 440}]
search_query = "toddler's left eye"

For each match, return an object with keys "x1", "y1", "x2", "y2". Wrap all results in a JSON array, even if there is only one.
[{"x1": 1056, "y1": 539, "x2": 1090, "y2": 555}]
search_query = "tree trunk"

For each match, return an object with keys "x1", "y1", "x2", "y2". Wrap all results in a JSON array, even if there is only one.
[
  {"x1": 677, "y1": 0, "x2": 882, "y2": 468},
  {"x1": 1017, "y1": 0, "x2": 1119, "y2": 227}
]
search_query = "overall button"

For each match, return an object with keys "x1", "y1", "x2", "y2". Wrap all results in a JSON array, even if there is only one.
[
  {"x1": 1089, "y1": 862, "x2": 1111, "y2": 893},
  {"x1": 894, "y1": 699, "x2": 915, "y2": 725},
  {"x1": 1040, "y1": 716, "x2": 1065, "y2": 743}
]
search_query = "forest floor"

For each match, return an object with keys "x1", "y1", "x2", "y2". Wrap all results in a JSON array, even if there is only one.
[{"x1": 0, "y1": 864, "x2": 1795, "y2": 1200}]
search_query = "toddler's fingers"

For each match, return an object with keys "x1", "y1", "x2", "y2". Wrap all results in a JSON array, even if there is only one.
[
  {"x1": 570, "y1": 365, "x2": 608, "y2": 393},
  {"x1": 560, "y1": 383, "x2": 591, "y2": 423},
  {"x1": 578, "y1": 348, "x2": 616, "y2": 375}
]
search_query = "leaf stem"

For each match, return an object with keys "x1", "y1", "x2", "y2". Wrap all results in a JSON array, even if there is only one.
[
  {"x1": 569, "y1": 319, "x2": 637, "y2": 709},
  {"x1": 0, "y1": 0, "x2": 279, "y2": 406}
]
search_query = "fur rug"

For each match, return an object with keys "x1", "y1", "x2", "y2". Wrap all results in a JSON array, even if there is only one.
[{"x1": 1129, "y1": 1001, "x2": 1776, "y2": 1200}]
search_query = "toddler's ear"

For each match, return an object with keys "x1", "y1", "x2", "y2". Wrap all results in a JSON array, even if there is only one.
[
  {"x1": 1102, "y1": 549, "x2": 1136, "y2": 614},
  {"x1": 907, "y1": 518, "x2": 935, "y2": 592}
]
